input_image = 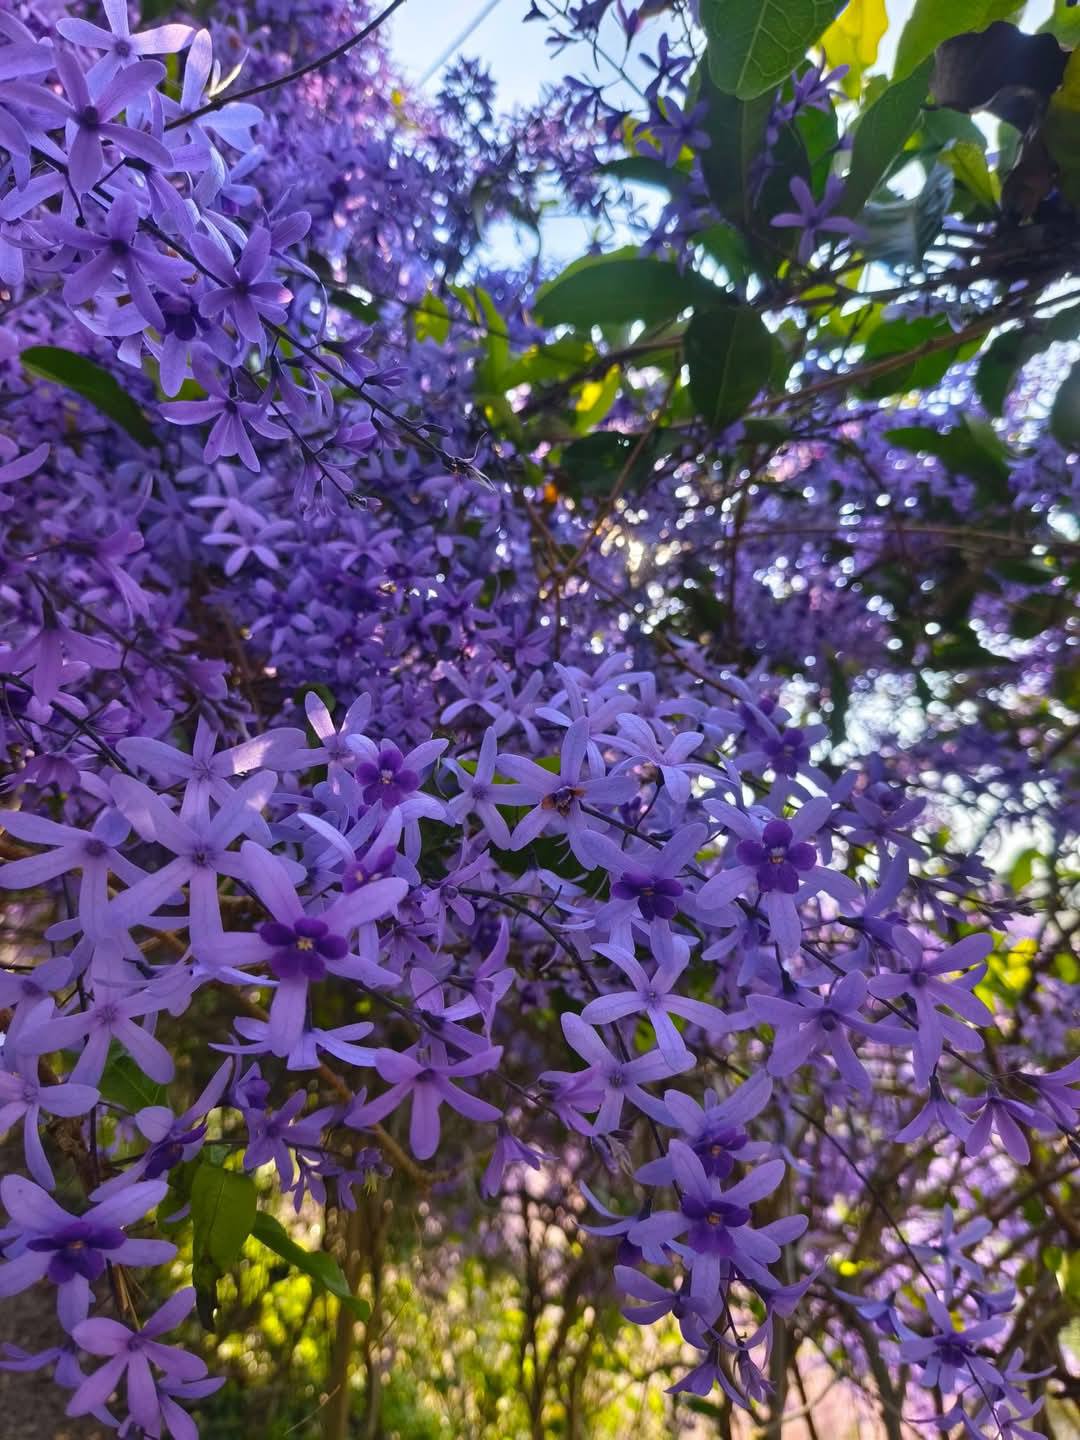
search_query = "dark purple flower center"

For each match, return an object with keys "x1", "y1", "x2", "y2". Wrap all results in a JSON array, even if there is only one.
[
  {"x1": 29, "y1": 1220, "x2": 126, "y2": 1284},
  {"x1": 612, "y1": 869, "x2": 683, "y2": 921},
  {"x1": 259, "y1": 916, "x2": 347, "y2": 980},
  {"x1": 114, "y1": 38, "x2": 133, "y2": 57},
  {"x1": 764, "y1": 727, "x2": 809, "y2": 776},
  {"x1": 693, "y1": 1125, "x2": 748, "y2": 1179},
  {"x1": 77, "y1": 106, "x2": 101, "y2": 131},
  {"x1": 736, "y1": 819, "x2": 816, "y2": 894},
  {"x1": 356, "y1": 745, "x2": 419, "y2": 807},
  {"x1": 682, "y1": 1195, "x2": 751, "y2": 1252}
]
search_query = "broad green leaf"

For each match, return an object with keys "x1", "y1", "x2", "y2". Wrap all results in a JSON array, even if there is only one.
[
  {"x1": 893, "y1": 0, "x2": 1020, "y2": 82},
  {"x1": 533, "y1": 251, "x2": 717, "y2": 329},
  {"x1": 190, "y1": 1163, "x2": 257, "y2": 1328},
  {"x1": 1050, "y1": 359, "x2": 1080, "y2": 448},
  {"x1": 98, "y1": 1050, "x2": 167, "y2": 1112},
  {"x1": 702, "y1": 0, "x2": 838, "y2": 99},
  {"x1": 942, "y1": 140, "x2": 1000, "y2": 208},
  {"x1": 573, "y1": 365, "x2": 621, "y2": 434},
  {"x1": 413, "y1": 291, "x2": 450, "y2": 345},
  {"x1": 1044, "y1": 49, "x2": 1080, "y2": 205},
  {"x1": 975, "y1": 305, "x2": 1080, "y2": 414},
  {"x1": 21, "y1": 345, "x2": 156, "y2": 448},
  {"x1": 252, "y1": 1212, "x2": 370, "y2": 1319},
  {"x1": 696, "y1": 224, "x2": 753, "y2": 285},
  {"x1": 330, "y1": 288, "x2": 379, "y2": 323},
  {"x1": 1042, "y1": 0, "x2": 1080, "y2": 45},
  {"x1": 191, "y1": 1164, "x2": 256, "y2": 1272},
  {"x1": 684, "y1": 304, "x2": 777, "y2": 430},
  {"x1": 821, "y1": 0, "x2": 888, "y2": 96},
  {"x1": 697, "y1": 67, "x2": 772, "y2": 231},
  {"x1": 975, "y1": 328, "x2": 1030, "y2": 415},
  {"x1": 558, "y1": 430, "x2": 673, "y2": 499},
  {"x1": 857, "y1": 313, "x2": 977, "y2": 399},
  {"x1": 860, "y1": 165, "x2": 954, "y2": 266},
  {"x1": 841, "y1": 60, "x2": 933, "y2": 215},
  {"x1": 598, "y1": 156, "x2": 687, "y2": 191}
]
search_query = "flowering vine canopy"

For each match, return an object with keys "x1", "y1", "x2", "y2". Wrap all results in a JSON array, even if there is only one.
[{"x1": 0, "y1": 0, "x2": 1077, "y2": 1436}]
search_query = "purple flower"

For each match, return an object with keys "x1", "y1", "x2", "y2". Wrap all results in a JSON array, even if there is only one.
[
  {"x1": 347, "y1": 1046, "x2": 502, "y2": 1160},
  {"x1": 118, "y1": 715, "x2": 304, "y2": 825},
  {"x1": 346, "y1": 735, "x2": 448, "y2": 820},
  {"x1": 541, "y1": 1014, "x2": 689, "y2": 1135},
  {"x1": 746, "y1": 972, "x2": 908, "y2": 1094},
  {"x1": 159, "y1": 365, "x2": 289, "y2": 474},
  {"x1": 51, "y1": 192, "x2": 190, "y2": 331},
  {"x1": 67, "y1": 1287, "x2": 209, "y2": 1430},
  {"x1": 57, "y1": 1, "x2": 194, "y2": 90},
  {"x1": 241, "y1": 1089, "x2": 337, "y2": 1190},
  {"x1": 32, "y1": 51, "x2": 172, "y2": 193},
  {"x1": 898, "y1": 1293, "x2": 1006, "y2": 1394},
  {"x1": 0, "y1": 1064, "x2": 99, "y2": 1190},
  {"x1": 0, "y1": 439, "x2": 48, "y2": 512},
  {"x1": 214, "y1": 839, "x2": 407, "y2": 1058},
  {"x1": 636, "y1": 1071, "x2": 772, "y2": 1184},
  {"x1": 868, "y1": 932, "x2": 993, "y2": 1087},
  {"x1": 771, "y1": 175, "x2": 864, "y2": 264},
  {"x1": 194, "y1": 227, "x2": 292, "y2": 345},
  {"x1": 496, "y1": 716, "x2": 636, "y2": 866},
  {"x1": 959, "y1": 1088, "x2": 1052, "y2": 1165},
  {"x1": 445, "y1": 726, "x2": 513, "y2": 848},
  {"x1": 20, "y1": 984, "x2": 177, "y2": 1086},
  {"x1": 0, "y1": 1175, "x2": 174, "y2": 1332},
  {"x1": 108, "y1": 770, "x2": 277, "y2": 949},
  {"x1": 0, "y1": 807, "x2": 138, "y2": 938},
  {"x1": 629, "y1": 1142, "x2": 794, "y2": 1302},
  {"x1": 615, "y1": 1265, "x2": 712, "y2": 1346},
  {"x1": 698, "y1": 798, "x2": 858, "y2": 956},
  {"x1": 583, "y1": 942, "x2": 728, "y2": 1066}
]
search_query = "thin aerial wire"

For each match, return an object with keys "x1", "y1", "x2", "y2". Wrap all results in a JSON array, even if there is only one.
[{"x1": 418, "y1": 0, "x2": 506, "y2": 85}]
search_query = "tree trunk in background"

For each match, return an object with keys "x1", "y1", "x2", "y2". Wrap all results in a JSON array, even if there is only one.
[{"x1": 323, "y1": 1202, "x2": 367, "y2": 1440}]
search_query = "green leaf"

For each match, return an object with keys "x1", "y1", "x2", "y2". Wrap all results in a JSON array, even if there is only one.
[
  {"x1": 821, "y1": 0, "x2": 889, "y2": 95},
  {"x1": 858, "y1": 312, "x2": 977, "y2": 399},
  {"x1": 1042, "y1": 0, "x2": 1080, "y2": 45},
  {"x1": 533, "y1": 250, "x2": 716, "y2": 329},
  {"x1": 558, "y1": 430, "x2": 669, "y2": 499},
  {"x1": 190, "y1": 1164, "x2": 257, "y2": 1328},
  {"x1": 684, "y1": 304, "x2": 776, "y2": 430},
  {"x1": 97, "y1": 1051, "x2": 168, "y2": 1112},
  {"x1": 191, "y1": 1164, "x2": 257, "y2": 1273},
  {"x1": 413, "y1": 291, "x2": 450, "y2": 345},
  {"x1": 975, "y1": 328, "x2": 1030, "y2": 415},
  {"x1": 696, "y1": 224, "x2": 753, "y2": 285},
  {"x1": 572, "y1": 365, "x2": 621, "y2": 434},
  {"x1": 860, "y1": 164, "x2": 954, "y2": 267},
  {"x1": 941, "y1": 139, "x2": 1000, "y2": 208},
  {"x1": 1050, "y1": 359, "x2": 1080, "y2": 448},
  {"x1": 252, "y1": 1212, "x2": 370, "y2": 1320},
  {"x1": 697, "y1": 68, "x2": 772, "y2": 232},
  {"x1": 330, "y1": 288, "x2": 379, "y2": 323},
  {"x1": 702, "y1": 0, "x2": 838, "y2": 99},
  {"x1": 1044, "y1": 48, "x2": 1080, "y2": 206},
  {"x1": 893, "y1": 0, "x2": 1020, "y2": 82},
  {"x1": 598, "y1": 156, "x2": 687, "y2": 191},
  {"x1": 884, "y1": 418, "x2": 1011, "y2": 495},
  {"x1": 21, "y1": 346, "x2": 156, "y2": 448},
  {"x1": 841, "y1": 59, "x2": 933, "y2": 215}
]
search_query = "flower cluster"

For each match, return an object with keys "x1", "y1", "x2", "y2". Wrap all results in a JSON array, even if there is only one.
[{"x1": 0, "y1": 0, "x2": 1076, "y2": 1435}]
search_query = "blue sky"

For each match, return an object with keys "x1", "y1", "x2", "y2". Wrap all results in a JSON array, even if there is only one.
[
  {"x1": 385, "y1": 0, "x2": 1056, "y2": 265},
  {"x1": 388, "y1": 0, "x2": 1057, "y2": 103}
]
